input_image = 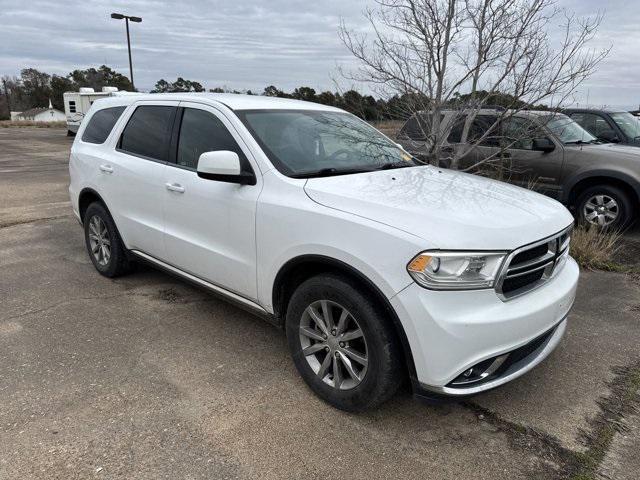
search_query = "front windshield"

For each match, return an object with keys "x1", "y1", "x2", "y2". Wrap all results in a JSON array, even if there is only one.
[
  {"x1": 543, "y1": 114, "x2": 597, "y2": 144},
  {"x1": 610, "y1": 112, "x2": 640, "y2": 139},
  {"x1": 236, "y1": 110, "x2": 417, "y2": 177}
]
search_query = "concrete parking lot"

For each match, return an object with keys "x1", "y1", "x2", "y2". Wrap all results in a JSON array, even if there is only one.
[{"x1": 1, "y1": 127, "x2": 639, "y2": 479}]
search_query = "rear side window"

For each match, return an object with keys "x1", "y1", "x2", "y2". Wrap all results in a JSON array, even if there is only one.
[
  {"x1": 447, "y1": 116, "x2": 466, "y2": 143},
  {"x1": 400, "y1": 113, "x2": 432, "y2": 141},
  {"x1": 119, "y1": 106, "x2": 176, "y2": 161},
  {"x1": 175, "y1": 108, "x2": 248, "y2": 170},
  {"x1": 81, "y1": 106, "x2": 126, "y2": 144},
  {"x1": 469, "y1": 115, "x2": 499, "y2": 146}
]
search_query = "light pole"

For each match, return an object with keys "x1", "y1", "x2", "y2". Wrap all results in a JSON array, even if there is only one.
[{"x1": 110, "y1": 13, "x2": 142, "y2": 91}]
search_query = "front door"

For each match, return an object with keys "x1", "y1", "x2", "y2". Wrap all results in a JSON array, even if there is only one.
[
  {"x1": 499, "y1": 117, "x2": 564, "y2": 198},
  {"x1": 162, "y1": 102, "x2": 261, "y2": 300}
]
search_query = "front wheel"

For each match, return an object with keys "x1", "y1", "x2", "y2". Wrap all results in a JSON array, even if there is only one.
[
  {"x1": 576, "y1": 185, "x2": 635, "y2": 230},
  {"x1": 285, "y1": 274, "x2": 403, "y2": 411}
]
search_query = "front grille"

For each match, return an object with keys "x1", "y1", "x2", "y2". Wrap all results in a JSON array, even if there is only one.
[{"x1": 496, "y1": 226, "x2": 572, "y2": 300}]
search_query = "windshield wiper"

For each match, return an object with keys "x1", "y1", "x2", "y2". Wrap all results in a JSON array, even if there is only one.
[
  {"x1": 374, "y1": 161, "x2": 416, "y2": 170},
  {"x1": 290, "y1": 167, "x2": 370, "y2": 179},
  {"x1": 564, "y1": 139, "x2": 599, "y2": 145}
]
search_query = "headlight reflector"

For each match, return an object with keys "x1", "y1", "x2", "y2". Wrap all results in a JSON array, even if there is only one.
[{"x1": 407, "y1": 251, "x2": 507, "y2": 290}]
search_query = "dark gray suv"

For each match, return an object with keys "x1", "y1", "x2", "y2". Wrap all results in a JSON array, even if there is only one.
[
  {"x1": 564, "y1": 108, "x2": 640, "y2": 147},
  {"x1": 397, "y1": 110, "x2": 640, "y2": 229}
]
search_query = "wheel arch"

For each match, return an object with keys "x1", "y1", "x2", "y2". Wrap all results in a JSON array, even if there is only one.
[
  {"x1": 78, "y1": 188, "x2": 110, "y2": 222},
  {"x1": 564, "y1": 171, "x2": 640, "y2": 208},
  {"x1": 272, "y1": 254, "x2": 418, "y2": 384}
]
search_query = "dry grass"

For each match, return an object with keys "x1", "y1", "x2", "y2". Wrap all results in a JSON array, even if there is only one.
[
  {"x1": 0, "y1": 120, "x2": 67, "y2": 128},
  {"x1": 570, "y1": 225, "x2": 624, "y2": 271},
  {"x1": 371, "y1": 120, "x2": 403, "y2": 139}
]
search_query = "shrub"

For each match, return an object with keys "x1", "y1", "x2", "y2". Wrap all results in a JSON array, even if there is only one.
[{"x1": 570, "y1": 225, "x2": 624, "y2": 271}]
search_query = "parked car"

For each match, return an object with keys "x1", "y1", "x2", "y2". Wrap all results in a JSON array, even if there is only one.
[
  {"x1": 398, "y1": 110, "x2": 640, "y2": 229},
  {"x1": 563, "y1": 108, "x2": 640, "y2": 146},
  {"x1": 69, "y1": 94, "x2": 578, "y2": 411}
]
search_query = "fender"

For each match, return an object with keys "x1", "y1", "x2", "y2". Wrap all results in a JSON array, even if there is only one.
[
  {"x1": 561, "y1": 168, "x2": 640, "y2": 204},
  {"x1": 272, "y1": 254, "x2": 419, "y2": 387}
]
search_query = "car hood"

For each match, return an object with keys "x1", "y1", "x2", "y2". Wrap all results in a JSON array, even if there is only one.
[
  {"x1": 567, "y1": 143, "x2": 640, "y2": 159},
  {"x1": 304, "y1": 166, "x2": 573, "y2": 250}
]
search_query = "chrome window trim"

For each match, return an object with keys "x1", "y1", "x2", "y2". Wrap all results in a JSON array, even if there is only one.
[{"x1": 495, "y1": 224, "x2": 573, "y2": 301}]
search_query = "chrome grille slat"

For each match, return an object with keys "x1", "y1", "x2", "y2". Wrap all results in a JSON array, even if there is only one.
[
  {"x1": 505, "y1": 261, "x2": 554, "y2": 278},
  {"x1": 495, "y1": 225, "x2": 573, "y2": 301},
  {"x1": 506, "y1": 252, "x2": 556, "y2": 274}
]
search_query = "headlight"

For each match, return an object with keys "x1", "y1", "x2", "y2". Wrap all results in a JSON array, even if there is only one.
[{"x1": 407, "y1": 251, "x2": 507, "y2": 290}]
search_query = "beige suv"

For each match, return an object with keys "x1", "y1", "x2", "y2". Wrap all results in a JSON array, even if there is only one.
[{"x1": 398, "y1": 110, "x2": 640, "y2": 229}]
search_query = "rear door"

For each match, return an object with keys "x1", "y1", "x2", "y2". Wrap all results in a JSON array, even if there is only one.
[
  {"x1": 101, "y1": 100, "x2": 177, "y2": 257},
  {"x1": 161, "y1": 102, "x2": 261, "y2": 300}
]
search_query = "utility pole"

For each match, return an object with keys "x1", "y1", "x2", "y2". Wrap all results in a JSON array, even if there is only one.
[
  {"x1": 110, "y1": 13, "x2": 142, "y2": 91},
  {"x1": 1, "y1": 78, "x2": 10, "y2": 118}
]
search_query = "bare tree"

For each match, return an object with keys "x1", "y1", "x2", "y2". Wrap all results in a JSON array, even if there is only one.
[{"x1": 339, "y1": 0, "x2": 609, "y2": 171}]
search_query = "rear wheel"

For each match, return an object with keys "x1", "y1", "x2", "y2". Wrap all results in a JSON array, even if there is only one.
[
  {"x1": 285, "y1": 274, "x2": 403, "y2": 411},
  {"x1": 575, "y1": 184, "x2": 635, "y2": 230},
  {"x1": 83, "y1": 202, "x2": 131, "y2": 277}
]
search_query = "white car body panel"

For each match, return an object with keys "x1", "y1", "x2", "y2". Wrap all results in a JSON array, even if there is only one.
[
  {"x1": 304, "y1": 166, "x2": 574, "y2": 250},
  {"x1": 161, "y1": 101, "x2": 263, "y2": 300},
  {"x1": 69, "y1": 93, "x2": 580, "y2": 396}
]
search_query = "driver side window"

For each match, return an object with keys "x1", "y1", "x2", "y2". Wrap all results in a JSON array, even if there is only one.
[
  {"x1": 176, "y1": 108, "x2": 248, "y2": 170},
  {"x1": 501, "y1": 117, "x2": 546, "y2": 150}
]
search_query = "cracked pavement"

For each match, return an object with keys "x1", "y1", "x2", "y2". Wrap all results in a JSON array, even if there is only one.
[{"x1": 1, "y1": 127, "x2": 639, "y2": 479}]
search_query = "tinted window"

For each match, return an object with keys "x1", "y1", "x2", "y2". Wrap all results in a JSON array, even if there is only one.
[
  {"x1": 400, "y1": 113, "x2": 438, "y2": 141},
  {"x1": 176, "y1": 108, "x2": 248, "y2": 169},
  {"x1": 447, "y1": 116, "x2": 466, "y2": 143},
  {"x1": 69, "y1": 101, "x2": 76, "y2": 113},
  {"x1": 469, "y1": 115, "x2": 499, "y2": 146},
  {"x1": 119, "y1": 106, "x2": 176, "y2": 161},
  {"x1": 501, "y1": 117, "x2": 548, "y2": 150},
  {"x1": 571, "y1": 113, "x2": 610, "y2": 137},
  {"x1": 81, "y1": 106, "x2": 126, "y2": 144}
]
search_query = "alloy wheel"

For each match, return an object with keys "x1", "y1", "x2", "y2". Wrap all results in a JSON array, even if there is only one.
[
  {"x1": 88, "y1": 215, "x2": 111, "y2": 266},
  {"x1": 583, "y1": 194, "x2": 619, "y2": 227},
  {"x1": 299, "y1": 300, "x2": 368, "y2": 390}
]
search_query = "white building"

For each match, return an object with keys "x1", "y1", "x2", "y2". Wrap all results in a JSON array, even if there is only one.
[{"x1": 14, "y1": 100, "x2": 66, "y2": 122}]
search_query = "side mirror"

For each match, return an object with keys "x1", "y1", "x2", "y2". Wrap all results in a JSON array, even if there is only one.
[
  {"x1": 197, "y1": 151, "x2": 256, "y2": 185},
  {"x1": 598, "y1": 129, "x2": 619, "y2": 143},
  {"x1": 532, "y1": 137, "x2": 555, "y2": 153}
]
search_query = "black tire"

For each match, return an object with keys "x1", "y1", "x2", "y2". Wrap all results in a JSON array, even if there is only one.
[
  {"x1": 67, "y1": 129, "x2": 76, "y2": 137},
  {"x1": 285, "y1": 274, "x2": 403, "y2": 412},
  {"x1": 83, "y1": 202, "x2": 131, "y2": 277},
  {"x1": 575, "y1": 184, "x2": 635, "y2": 230}
]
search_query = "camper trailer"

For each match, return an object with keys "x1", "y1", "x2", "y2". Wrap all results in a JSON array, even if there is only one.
[{"x1": 63, "y1": 87, "x2": 123, "y2": 135}]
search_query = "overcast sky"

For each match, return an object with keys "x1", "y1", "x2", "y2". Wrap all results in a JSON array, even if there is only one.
[{"x1": 0, "y1": 0, "x2": 638, "y2": 109}]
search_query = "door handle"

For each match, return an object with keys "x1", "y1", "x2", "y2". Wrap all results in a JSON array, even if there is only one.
[
  {"x1": 165, "y1": 182, "x2": 185, "y2": 193},
  {"x1": 99, "y1": 164, "x2": 114, "y2": 174}
]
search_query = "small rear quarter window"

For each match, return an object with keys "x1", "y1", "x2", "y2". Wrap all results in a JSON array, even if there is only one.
[{"x1": 81, "y1": 106, "x2": 126, "y2": 144}]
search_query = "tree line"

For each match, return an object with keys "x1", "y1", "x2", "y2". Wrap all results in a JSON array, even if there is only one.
[
  {"x1": 1, "y1": 64, "x2": 550, "y2": 122},
  {"x1": 0, "y1": 66, "x2": 132, "y2": 119}
]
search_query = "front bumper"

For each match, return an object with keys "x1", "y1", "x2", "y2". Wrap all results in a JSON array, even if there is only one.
[{"x1": 391, "y1": 256, "x2": 579, "y2": 396}]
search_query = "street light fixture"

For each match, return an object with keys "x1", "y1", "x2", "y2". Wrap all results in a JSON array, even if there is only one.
[{"x1": 110, "y1": 13, "x2": 142, "y2": 91}]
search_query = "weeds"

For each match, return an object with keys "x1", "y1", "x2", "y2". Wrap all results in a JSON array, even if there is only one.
[{"x1": 570, "y1": 225, "x2": 624, "y2": 271}]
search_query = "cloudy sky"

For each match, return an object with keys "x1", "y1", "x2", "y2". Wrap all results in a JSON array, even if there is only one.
[{"x1": 0, "y1": 0, "x2": 638, "y2": 109}]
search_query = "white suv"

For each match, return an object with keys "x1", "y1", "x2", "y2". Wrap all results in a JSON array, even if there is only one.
[{"x1": 69, "y1": 93, "x2": 579, "y2": 411}]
